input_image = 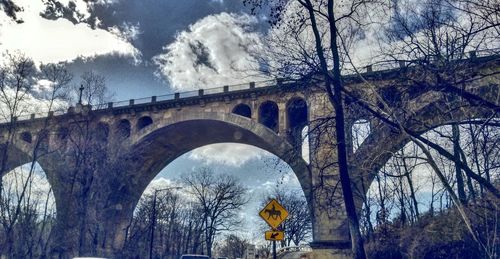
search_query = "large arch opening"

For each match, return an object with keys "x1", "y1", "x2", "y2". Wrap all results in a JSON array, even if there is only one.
[
  {"x1": 131, "y1": 116, "x2": 311, "y2": 195},
  {"x1": 0, "y1": 162, "x2": 56, "y2": 258},
  {"x1": 124, "y1": 115, "x2": 312, "y2": 258},
  {"x1": 125, "y1": 143, "x2": 312, "y2": 258},
  {"x1": 258, "y1": 101, "x2": 279, "y2": 133}
]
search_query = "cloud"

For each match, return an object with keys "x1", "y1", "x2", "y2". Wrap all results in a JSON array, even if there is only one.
[
  {"x1": 109, "y1": 22, "x2": 141, "y2": 42},
  {"x1": 189, "y1": 143, "x2": 268, "y2": 167},
  {"x1": 0, "y1": 87, "x2": 69, "y2": 122},
  {"x1": 0, "y1": 0, "x2": 140, "y2": 64},
  {"x1": 153, "y1": 12, "x2": 269, "y2": 91}
]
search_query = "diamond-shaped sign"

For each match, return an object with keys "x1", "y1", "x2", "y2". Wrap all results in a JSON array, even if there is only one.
[{"x1": 259, "y1": 199, "x2": 289, "y2": 229}]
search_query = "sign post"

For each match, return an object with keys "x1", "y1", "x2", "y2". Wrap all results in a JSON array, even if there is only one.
[
  {"x1": 259, "y1": 199, "x2": 289, "y2": 259},
  {"x1": 273, "y1": 239, "x2": 277, "y2": 259}
]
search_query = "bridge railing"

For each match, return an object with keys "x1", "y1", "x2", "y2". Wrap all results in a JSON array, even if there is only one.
[
  {"x1": 342, "y1": 48, "x2": 500, "y2": 75},
  {"x1": 156, "y1": 93, "x2": 176, "y2": 102},
  {"x1": 112, "y1": 100, "x2": 131, "y2": 108},
  {"x1": 204, "y1": 87, "x2": 224, "y2": 95}
]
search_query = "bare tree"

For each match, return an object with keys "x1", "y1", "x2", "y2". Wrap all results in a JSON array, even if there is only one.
[
  {"x1": 123, "y1": 189, "x2": 205, "y2": 258},
  {"x1": 78, "y1": 70, "x2": 114, "y2": 108},
  {"x1": 181, "y1": 168, "x2": 248, "y2": 258},
  {"x1": 216, "y1": 234, "x2": 249, "y2": 259}
]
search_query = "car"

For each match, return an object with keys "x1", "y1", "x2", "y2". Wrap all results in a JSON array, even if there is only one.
[{"x1": 180, "y1": 254, "x2": 210, "y2": 259}]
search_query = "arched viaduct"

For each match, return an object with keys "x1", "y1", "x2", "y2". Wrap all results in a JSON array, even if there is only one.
[{"x1": 0, "y1": 54, "x2": 498, "y2": 258}]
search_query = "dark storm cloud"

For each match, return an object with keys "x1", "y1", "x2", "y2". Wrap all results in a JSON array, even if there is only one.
[
  {"x1": 0, "y1": 1, "x2": 268, "y2": 100},
  {"x1": 65, "y1": 0, "x2": 270, "y2": 100},
  {"x1": 189, "y1": 40, "x2": 218, "y2": 72}
]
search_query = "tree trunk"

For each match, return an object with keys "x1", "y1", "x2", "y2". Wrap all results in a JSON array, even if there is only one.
[
  {"x1": 301, "y1": 0, "x2": 366, "y2": 257},
  {"x1": 452, "y1": 124, "x2": 467, "y2": 203}
]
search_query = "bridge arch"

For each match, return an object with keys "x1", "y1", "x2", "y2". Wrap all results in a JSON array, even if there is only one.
[
  {"x1": 0, "y1": 144, "x2": 32, "y2": 178},
  {"x1": 130, "y1": 112, "x2": 311, "y2": 205},
  {"x1": 350, "y1": 95, "x2": 499, "y2": 215}
]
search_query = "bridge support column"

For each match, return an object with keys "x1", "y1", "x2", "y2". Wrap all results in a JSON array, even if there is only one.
[
  {"x1": 306, "y1": 93, "x2": 355, "y2": 258},
  {"x1": 40, "y1": 158, "x2": 140, "y2": 259},
  {"x1": 50, "y1": 191, "x2": 135, "y2": 258},
  {"x1": 308, "y1": 168, "x2": 353, "y2": 259}
]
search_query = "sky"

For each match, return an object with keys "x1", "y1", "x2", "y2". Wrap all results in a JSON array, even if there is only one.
[{"x1": 0, "y1": 0, "x2": 306, "y2": 241}]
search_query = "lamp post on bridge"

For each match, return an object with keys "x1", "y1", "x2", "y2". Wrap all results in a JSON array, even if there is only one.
[{"x1": 149, "y1": 186, "x2": 182, "y2": 259}]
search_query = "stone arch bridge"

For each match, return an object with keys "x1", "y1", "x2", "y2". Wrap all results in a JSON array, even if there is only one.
[{"x1": 1, "y1": 53, "x2": 498, "y2": 258}]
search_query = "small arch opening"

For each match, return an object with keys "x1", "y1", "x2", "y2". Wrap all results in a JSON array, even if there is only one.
[
  {"x1": 258, "y1": 101, "x2": 279, "y2": 133},
  {"x1": 137, "y1": 116, "x2": 153, "y2": 130},
  {"x1": 21, "y1": 132, "x2": 32, "y2": 143},
  {"x1": 232, "y1": 104, "x2": 252, "y2": 118},
  {"x1": 116, "y1": 119, "x2": 131, "y2": 138}
]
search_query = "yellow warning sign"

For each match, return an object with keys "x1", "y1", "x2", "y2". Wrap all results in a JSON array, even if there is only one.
[
  {"x1": 259, "y1": 199, "x2": 289, "y2": 229},
  {"x1": 265, "y1": 230, "x2": 285, "y2": 241}
]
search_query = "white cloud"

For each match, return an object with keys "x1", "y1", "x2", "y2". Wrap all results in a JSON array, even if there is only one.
[
  {"x1": 0, "y1": 0, "x2": 140, "y2": 64},
  {"x1": 154, "y1": 12, "x2": 269, "y2": 91},
  {"x1": 189, "y1": 143, "x2": 268, "y2": 167},
  {"x1": 0, "y1": 86, "x2": 69, "y2": 122},
  {"x1": 109, "y1": 22, "x2": 142, "y2": 42},
  {"x1": 54, "y1": 0, "x2": 92, "y2": 21}
]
